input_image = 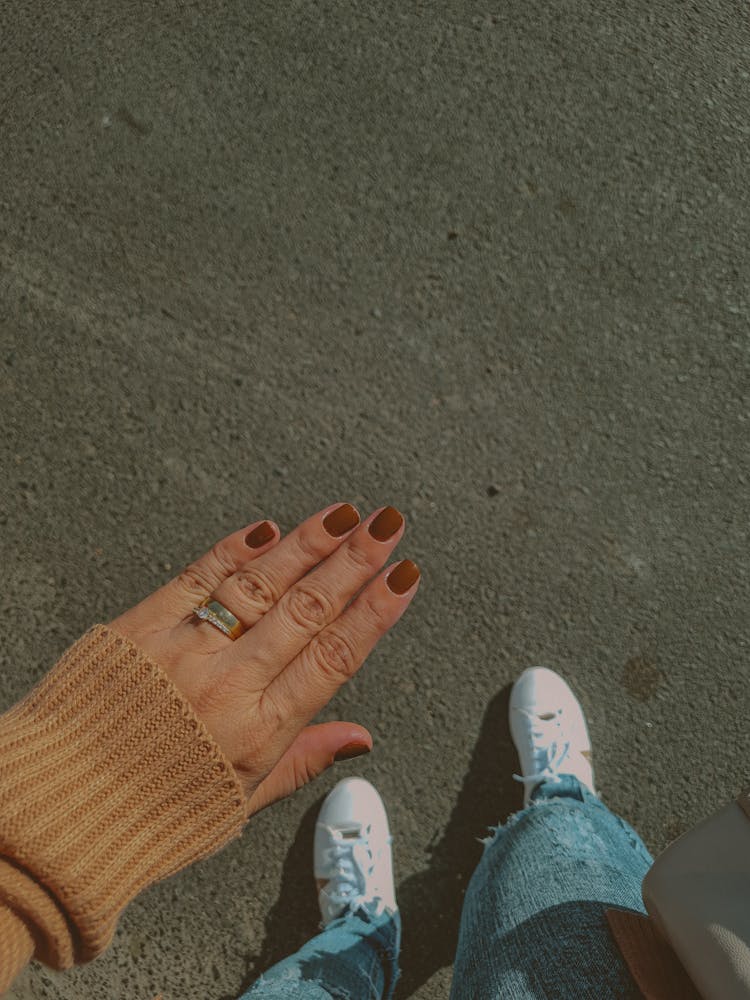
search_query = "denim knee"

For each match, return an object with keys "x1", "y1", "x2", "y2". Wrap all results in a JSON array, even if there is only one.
[{"x1": 478, "y1": 775, "x2": 653, "y2": 872}]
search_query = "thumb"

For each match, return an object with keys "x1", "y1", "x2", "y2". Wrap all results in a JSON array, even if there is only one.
[{"x1": 244, "y1": 722, "x2": 373, "y2": 817}]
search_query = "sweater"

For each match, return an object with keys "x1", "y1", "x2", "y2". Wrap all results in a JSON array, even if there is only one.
[
  {"x1": 0, "y1": 624, "x2": 698, "y2": 1000},
  {"x1": 0, "y1": 624, "x2": 248, "y2": 997}
]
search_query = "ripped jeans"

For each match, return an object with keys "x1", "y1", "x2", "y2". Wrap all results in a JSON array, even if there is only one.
[
  {"x1": 240, "y1": 775, "x2": 653, "y2": 999},
  {"x1": 240, "y1": 906, "x2": 400, "y2": 1000}
]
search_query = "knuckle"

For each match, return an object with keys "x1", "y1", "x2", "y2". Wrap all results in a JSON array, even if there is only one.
[
  {"x1": 208, "y1": 541, "x2": 238, "y2": 578},
  {"x1": 292, "y1": 753, "x2": 321, "y2": 791},
  {"x1": 176, "y1": 543, "x2": 236, "y2": 600},
  {"x1": 294, "y1": 529, "x2": 324, "y2": 564},
  {"x1": 360, "y1": 592, "x2": 388, "y2": 630},
  {"x1": 344, "y1": 542, "x2": 373, "y2": 572},
  {"x1": 285, "y1": 584, "x2": 333, "y2": 631},
  {"x1": 309, "y1": 628, "x2": 359, "y2": 680},
  {"x1": 233, "y1": 567, "x2": 277, "y2": 612},
  {"x1": 176, "y1": 562, "x2": 215, "y2": 600}
]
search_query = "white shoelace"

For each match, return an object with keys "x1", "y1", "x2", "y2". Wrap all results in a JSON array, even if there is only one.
[
  {"x1": 512, "y1": 706, "x2": 573, "y2": 788},
  {"x1": 317, "y1": 823, "x2": 389, "y2": 925}
]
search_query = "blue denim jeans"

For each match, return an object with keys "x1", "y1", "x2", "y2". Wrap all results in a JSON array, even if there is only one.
[
  {"x1": 240, "y1": 776, "x2": 652, "y2": 999},
  {"x1": 241, "y1": 905, "x2": 401, "y2": 1000}
]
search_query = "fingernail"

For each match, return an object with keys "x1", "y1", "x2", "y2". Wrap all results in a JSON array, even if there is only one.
[
  {"x1": 323, "y1": 503, "x2": 360, "y2": 538},
  {"x1": 386, "y1": 559, "x2": 420, "y2": 595},
  {"x1": 334, "y1": 742, "x2": 372, "y2": 762},
  {"x1": 368, "y1": 505, "x2": 404, "y2": 542},
  {"x1": 245, "y1": 521, "x2": 276, "y2": 548}
]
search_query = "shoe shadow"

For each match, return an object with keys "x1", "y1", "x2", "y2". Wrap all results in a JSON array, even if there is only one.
[
  {"x1": 220, "y1": 794, "x2": 326, "y2": 1000},
  {"x1": 230, "y1": 686, "x2": 519, "y2": 999},
  {"x1": 394, "y1": 685, "x2": 520, "y2": 997}
]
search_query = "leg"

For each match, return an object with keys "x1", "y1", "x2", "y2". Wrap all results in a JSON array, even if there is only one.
[
  {"x1": 241, "y1": 777, "x2": 400, "y2": 1000},
  {"x1": 240, "y1": 906, "x2": 400, "y2": 999},
  {"x1": 450, "y1": 774, "x2": 652, "y2": 1000},
  {"x1": 451, "y1": 666, "x2": 653, "y2": 999}
]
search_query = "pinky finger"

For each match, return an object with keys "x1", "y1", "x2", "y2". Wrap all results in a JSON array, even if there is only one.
[{"x1": 114, "y1": 518, "x2": 281, "y2": 636}]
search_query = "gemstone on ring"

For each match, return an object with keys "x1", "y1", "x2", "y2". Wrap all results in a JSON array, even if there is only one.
[
  {"x1": 193, "y1": 605, "x2": 225, "y2": 633},
  {"x1": 193, "y1": 602, "x2": 240, "y2": 638}
]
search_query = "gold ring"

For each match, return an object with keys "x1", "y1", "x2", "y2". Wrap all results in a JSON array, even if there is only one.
[{"x1": 193, "y1": 597, "x2": 247, "y2": 640}]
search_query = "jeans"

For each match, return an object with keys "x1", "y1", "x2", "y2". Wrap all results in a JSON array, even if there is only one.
[
  {"x1": 241, "y1": 906, "x2": 401, "y2": 1000},
  {"x1": 240, "y1": 776, "x2": 653, "y2": 999}
]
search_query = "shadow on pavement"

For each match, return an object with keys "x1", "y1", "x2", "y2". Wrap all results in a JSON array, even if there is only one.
[
  {"x1": 394, "y1": 686, "x2": 520, "y2": 997},
  {"x1": 230, "y1": 686, "x2": 520, "y2": 999},
  {"x1": 221, "y1": 794, "x2": 326, "y2": 1000}
]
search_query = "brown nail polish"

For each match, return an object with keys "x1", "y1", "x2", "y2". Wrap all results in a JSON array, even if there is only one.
[
  {"x1": 323, "y1": 503, "x2": 360, "y2": 538},
  {"x1": 386, "y1": 559, "x2": 420, "y2": 595},
  {"x1": 245, "y1": 521, "x2": 275, "y2": 548},
  {"x1": 368, "y1": 506, "x2": 404, "y2": 542},
  {"x1": 334, "y1": 742, "x2": 372, "y2": 762}
]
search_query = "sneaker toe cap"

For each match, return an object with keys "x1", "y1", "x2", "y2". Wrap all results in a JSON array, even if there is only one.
[
  {"x1": 317, "y1": 777, "x2": 388, "y2": 829},
  {"x1": 511, "y1": 666, "x2": 576, "y2": 714}
]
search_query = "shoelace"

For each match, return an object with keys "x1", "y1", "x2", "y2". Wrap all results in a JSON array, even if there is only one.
[
  {"x1": 512, "y1": 706, "x2": 573, "y2": 788},
  {"x1": 317, "y1": 823, "x2": 389, "y2": 923}
]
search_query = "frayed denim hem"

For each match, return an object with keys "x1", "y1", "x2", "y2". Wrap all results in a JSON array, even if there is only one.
[
  {"x1": 477, "y1": 776, "x2": 652, "y2": 870},
  {"x1": 242, "y1": 906, "x2": 400, "y2": 1000}
]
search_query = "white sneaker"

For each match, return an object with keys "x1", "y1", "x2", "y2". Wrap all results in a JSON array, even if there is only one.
[
  {"x1": 509, "y1": 666, "x2": 596, "y2": 808},
  {"x1": 313, "y1": 777, "x2": 397, "y2": 927}
]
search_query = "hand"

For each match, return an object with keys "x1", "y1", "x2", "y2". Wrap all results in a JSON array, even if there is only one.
[{"x1": 107, "y1": 502, "x2": 420, "y2": 820}]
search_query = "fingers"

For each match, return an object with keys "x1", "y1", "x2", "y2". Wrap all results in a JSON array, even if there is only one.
[
  {"x1": 242, "y1": 722, "x2": 372, "y2": 817},
  {"x1": 259, "y1": 557, "x2": 420, "y2": 743},
  {"x1": 223, "y1": 505, "x2": 406, "y2": 680},
  {"x1": 206, "y1": 501, "x2": 363, "y2": 636},
  {"x1": 113, "y1": 517, "x2": 281, "y2": 633}
]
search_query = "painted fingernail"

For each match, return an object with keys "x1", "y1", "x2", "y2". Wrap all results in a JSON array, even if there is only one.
[
  {"x1": 245, "y1": 521, "x2": 276, "y2": 548},
  {"x1": 323, "y1": 503, "x2": 360, "y2": 538},
  {"x1": 386, "y1": 559, "x2": 420, "y2": 595},
  {"x1": 368, "y1": 505, "x2": 404, "y2": 542},
  {"x1": 334, "y1": 742, "x2": 372, "y2": 762}
]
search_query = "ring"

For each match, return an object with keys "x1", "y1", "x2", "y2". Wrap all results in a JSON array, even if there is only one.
[{"x1": 193, "y1": 596, "x2": 247, "y2": 640}]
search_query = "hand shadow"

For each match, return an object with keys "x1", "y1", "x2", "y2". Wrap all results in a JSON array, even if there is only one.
[
  {"x1": 394, "y1": 685, "x2": 520, "y2": 997},
  {"x1": 226, "y1": 686, "x2": 519, "y2": 999}
]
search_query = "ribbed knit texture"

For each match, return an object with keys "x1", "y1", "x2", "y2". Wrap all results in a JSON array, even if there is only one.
[{"x1": 0, "y1": 624, "x2": 249, "y2": 995}]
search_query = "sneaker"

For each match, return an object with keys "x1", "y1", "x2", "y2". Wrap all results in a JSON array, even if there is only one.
[
  {"x1": 313, "y1": 777, "x2": 397, "y2": 927},
  {"x1": 509, "y1": 666, "x2": 596, "y2": 807}
]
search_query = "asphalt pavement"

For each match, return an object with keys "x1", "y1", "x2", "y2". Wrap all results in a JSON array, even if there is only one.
[{"x1": 1, "y1": 2, "x2": 749, "y2": 997}]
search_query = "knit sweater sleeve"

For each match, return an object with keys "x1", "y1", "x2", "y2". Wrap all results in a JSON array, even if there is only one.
[{"x1": 0, "y1": 624, "x2": 249, "y2": 995}]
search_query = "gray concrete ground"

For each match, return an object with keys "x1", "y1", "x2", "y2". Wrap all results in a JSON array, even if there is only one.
[{"x1": 1, "y1": 1, "x2": 749, "y2": 997}]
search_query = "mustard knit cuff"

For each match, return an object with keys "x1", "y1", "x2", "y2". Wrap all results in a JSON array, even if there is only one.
[{"x1": 0, "y1": 624, "x2": 248, "y2": 970}]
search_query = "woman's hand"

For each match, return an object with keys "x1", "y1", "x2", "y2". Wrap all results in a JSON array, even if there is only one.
[{"x1": 107, "y1": 502, "x2": 420, "y2": 820}]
